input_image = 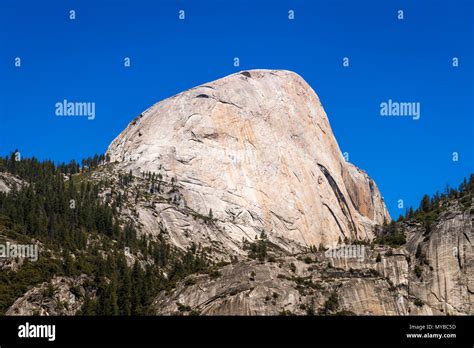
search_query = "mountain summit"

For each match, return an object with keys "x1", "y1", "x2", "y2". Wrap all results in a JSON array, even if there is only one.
[{"x1": 106, "y1": 69, "x2": 390, "y2": 254}]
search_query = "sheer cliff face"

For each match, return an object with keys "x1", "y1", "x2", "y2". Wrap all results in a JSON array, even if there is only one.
[{"x1": 107, "y1": 69, "x2": 390, "y2": 251}]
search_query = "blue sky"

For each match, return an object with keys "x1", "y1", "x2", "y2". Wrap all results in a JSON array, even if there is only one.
[{"x1": 0, "y1": 0, "x2": 473, "y2": 218}]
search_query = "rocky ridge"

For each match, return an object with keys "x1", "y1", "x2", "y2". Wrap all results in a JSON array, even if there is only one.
[
  {"x1": 151, "y1": 201, "x2": 472, "y2": 315},
  {"x1": 6, "y1": 275, "x2": 95, "y2": 316}
]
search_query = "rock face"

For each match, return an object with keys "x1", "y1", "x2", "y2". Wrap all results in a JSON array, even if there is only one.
[
  {"x1": 0, "y1": 172, "x2": 25, "y2": 193},
  {"x1": 403, "y1": 201, "x2": 473, "y2": 315},
  {"x1": 106, "y1": 70, "x2": 390, "y2": 253},
  {"x1": 6, "y1": 275, "x2": 96, "y2": 316},
  {"x1": 151, "y1": 253, "x2": 408, "y2": 316},
  {"x1": 151, "y1": 201, "x2": 473, "y2": 315}
]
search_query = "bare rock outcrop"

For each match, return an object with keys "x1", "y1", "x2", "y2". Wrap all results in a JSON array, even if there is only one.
[
  {"x1": 0, "y1": 172, "x2": 26, "y2": 193},
  {"x1": 150, "y1": 252, "x2": 410, "y2": 316},
  {"x1": 6, "y1": 275, "x2": 96, "y2": 316},
  {"x1": 403, "y1": 201, "x2": 473, "y2": 315},
  {"x1": 106, "y1": 70, "x2": 390, "y2": 254},
  {"x1": 151, "y1": 201, "x2": 472, "y2": 315}
]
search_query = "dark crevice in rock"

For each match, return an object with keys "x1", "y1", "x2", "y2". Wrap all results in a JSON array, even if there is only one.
[
  {"x1": 176, "y1": 156, "x2": 195, "y2": 165},
  {"x1": 457, "y1": 240, "x2": 463, "y2": 269},
  {"x1": 463, "y1": 231, "x2": 471, "y2": 246},
  {"x1": 323, "y1": 203, "x2": 346, "y2": 239},
  {"x1": 317, "y1": 123, "x2": 326, "y2": 135},
  {"x1": 369, "y1": 179, "x2": 375, "y2": 208},
  {"x1": 214, "y1": 98, "x2": 242, "y2": 109},
  {"x1": 318, "y1": 164, "x2": 357, "y2": 236},
  {"x1": 205, "y1": 95, "x2": 242, "y2": 109},
  {"x1": 200, "y1": 85, "x2": 216, "y2": 90},
  {"x1": 130, "y1": 113, "x2": 143, "y2": 126}
]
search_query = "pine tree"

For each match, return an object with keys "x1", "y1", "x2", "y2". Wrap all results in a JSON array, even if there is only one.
[
  {"x1": 80, "y1": 296, "x2": 97, "y2": 315},
  {"x1": 103, "y1": 280, "x2": 119, "y2": 316},
  {"x1": 119, "y1": 270, "x2": 132, "y2": 316},
  {"x1": 131, "y1": 261, "x2": 144, "y2": 315},
  {"x1": 420, "y1": 195, "x2": 430, "y2": 213}
]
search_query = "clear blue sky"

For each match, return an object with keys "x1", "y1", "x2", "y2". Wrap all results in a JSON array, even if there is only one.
[{"x1": 0, "y1": 0, "x2": 473, "y2": 218}]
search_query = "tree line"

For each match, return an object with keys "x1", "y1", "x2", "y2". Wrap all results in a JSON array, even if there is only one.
[{"x1": 0, "y1": 151, "x2": 210, "y2": 315}]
